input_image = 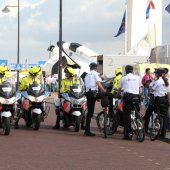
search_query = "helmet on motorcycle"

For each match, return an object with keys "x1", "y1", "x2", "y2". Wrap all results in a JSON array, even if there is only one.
[
  {"x1": 29, "y1": 66, "x2": 41, "y2": 76},
  {"x1": 89, "y1": 62, "x2": 97, "y2": 70},
  {"x1": 115, "y1": 68, "x2": 122, "y2": 76},
  {"x1": 0, "y1": 65, "x2": 8, "y2": 75},
  {"x1": 125, "y1": 65, "x2": 133, "y2": 74},
  {"x1": 64, "y1": 67, "x2": 75, "y2": 77}
]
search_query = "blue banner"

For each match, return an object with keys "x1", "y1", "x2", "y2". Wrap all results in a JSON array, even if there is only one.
[
  {"x1": 38, "y1": 60, "x2": 46, "y2": 67},
  {"x1": 0, "y1": 59, "x2": 8, "y2": 65}
]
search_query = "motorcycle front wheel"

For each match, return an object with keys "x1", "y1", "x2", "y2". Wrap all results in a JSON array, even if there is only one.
[
  {"x1": 2, "y1": 117, "x2": 11, "y2": 135},
  {"x1": 74, "y1": 116, "x2": 81, "y2": 132},
  {"x1": 32, "y1": 113, "x2": 41, "y2": 130}
]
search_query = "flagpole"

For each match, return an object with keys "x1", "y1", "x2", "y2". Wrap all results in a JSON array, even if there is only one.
[{"x1": 154, "y1": 24, "x2": 158, "y2": 63}]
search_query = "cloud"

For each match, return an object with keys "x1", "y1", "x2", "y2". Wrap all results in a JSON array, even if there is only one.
[
  {"x1": 0, "y1": 0, "x2": 49, "y2": 17},
  {"x1": 1, "y1": 0, "x2": 169, "y2": 65},
  {"x1": 27, "y1": 10, "x2": 42, "y2": 25},
  {"x1": 21, "y1": 0, "x2": 49, "y2": 10}
]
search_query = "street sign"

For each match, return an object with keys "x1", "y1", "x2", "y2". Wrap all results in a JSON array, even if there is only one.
[
  {"x1": 38, "y1": 60, "x2": 46, "y2": 67},
  {"x1": 0, "y1": 59, "x2": 8, "y2": 65},
  {"x1": 14, "y1": 64, "x2": 22, "y2": 70}
]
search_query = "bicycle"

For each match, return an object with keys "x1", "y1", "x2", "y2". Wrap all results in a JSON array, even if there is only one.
[
  {"x1": 129, "y1": 96, "x2": 145, "y2": 142},
  {"x1": 147, "y1": 98, "x2": 166, "y2": 141},
  {"x1": 96, "y1": 95, "x2": 116, "y2": 138}
]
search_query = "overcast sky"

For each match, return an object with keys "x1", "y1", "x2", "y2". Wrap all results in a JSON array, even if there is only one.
[{"x1": 0, "y1": 0, "x2": 170, "y2": 64}]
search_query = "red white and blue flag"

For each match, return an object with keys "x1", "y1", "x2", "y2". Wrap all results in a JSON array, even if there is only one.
[{"x1": 146, "y1": 0, "x2": 155, "y2": 19}]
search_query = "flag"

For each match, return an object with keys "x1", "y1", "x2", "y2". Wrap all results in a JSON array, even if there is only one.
[
  {"x1": 127, "y1": 27, "x2": 156, "y2": 56},
  {"x1": 144, "y1": 27, "x2": 156, "y2": 48},
  {"x1": 165, "y1": 3, "x2": 170, "y2": 14},
  {"x1": 146, "y1": 0, "x2": 155, "y2": 19},
  {"x1": 114, "y1": 11, "x2": 126, "y2": 37}
]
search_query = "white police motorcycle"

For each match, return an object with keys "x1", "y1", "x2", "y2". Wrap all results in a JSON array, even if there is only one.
[
  {"x1": 54, "y1": 77, "x2": 87, "y2": 132},
  {"x1": 16, "y1": 81, "x2": 50, "y2": 130},
  {"x1": 0, "y1": 81, "x2": 21, "y2": 135}
]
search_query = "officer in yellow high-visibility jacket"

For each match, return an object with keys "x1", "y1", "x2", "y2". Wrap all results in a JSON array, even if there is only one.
[
  {"x1": 111, "y1": 68, "x2": 123, "y2": 93},
  {"x1": 19, "y1": 66, "x2": 41, "y2": 91},
  {"x1": 0, "y1": 65, "x2": 8, "y2": 84},
  {"x1": 53, "y1": 66, "x2": 79, "y2": 129},
  {"x1": 14, "y1": 66, "x2": 42, "y2": 129},
  {"x1": 61, "y1": 67, "x2": 79, "y2": 93}
]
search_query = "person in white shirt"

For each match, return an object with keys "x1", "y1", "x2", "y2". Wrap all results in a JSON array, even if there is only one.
[
  {"x1": 163, "y1": 68, "x2": 170, "y2": 131},
  {"x1": 51, "y1": 75, "x2": 57, "y2": 92},
  {"x1": 119, "y1": 65, "x2": 141, "y2": 140},
  {"x1": 84, "y1": 62, "x2": 106, "y2": 136},
  {"x1": 144, "y1": 68, "x2": 169, "y2": 137},
  {"x1": 45, "y1": 75, "x2": 52, "y2": 92}
]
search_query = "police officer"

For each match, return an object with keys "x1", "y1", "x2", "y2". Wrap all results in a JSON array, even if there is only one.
[
  {"x1": 145, "y1": 68, "x2": 169, "y2": 137},
  {"x1": 84, "y1": 62, "x2": 106, "y2": 136},
  {"x1": 0, "y1": 65, "x2": 8, "y2": 84},
  {"x1": 53, "y1": 67, "x2": 78, "y2": 129},
  {"x1": 19, "y1": 66, "x2": 41, "y2": 91},
  {"x1": 111, "y1": 68, "x2": 122, "y2": 93},
  {"x1": 14, "y1": 66, "x2": 42, "y2": 128},
  {"x1": 163, "y1": 68, "x2": 170, "y2": 131},
  {"x1": 119, "y1": 65, "x2": 141, "y2": 140}
]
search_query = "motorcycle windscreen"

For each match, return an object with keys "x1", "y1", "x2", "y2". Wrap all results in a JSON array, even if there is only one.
[
  {"x1": 69, "y1": 77, "x2": 85, "y2": 99},
  {"x1": 27, "y1": 81, "x2": 45, "y2": 97},
  {"x1": 0, "y1": 81, "x2": 16, "y2": 99}
]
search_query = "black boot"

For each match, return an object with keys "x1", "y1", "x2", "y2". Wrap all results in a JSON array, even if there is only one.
[
  {"x1": 53, "y1": 114, "x2": 60, "y2": 129},
  {"x1": 123, "y1": 127, "x2": 132, "y2": 140},
  {"x1": 14, "y1": 122, "x2": 19, "y2": 129},
  {"x1": 81, "y1": 116, "x2": 86, "y2": 130},
  {"x1": 84, "y1": 117, "x2": 95, "y2": 136},
  {"x1": 84, "y1": 131, "x2": 96, "y2": 136}
]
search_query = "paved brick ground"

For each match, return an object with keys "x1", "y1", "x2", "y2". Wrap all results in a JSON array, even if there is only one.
[{"x1": 0, "y1": 92, "x2": 169, "y2": 170}]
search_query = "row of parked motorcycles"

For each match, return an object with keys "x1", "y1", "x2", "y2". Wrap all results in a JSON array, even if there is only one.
[
  {"x1": 0, "y1": 77, "x2": 87, "y2": 135},
  {"x1": 0, "y1": 79, "x2": 50, "y2": 135}
]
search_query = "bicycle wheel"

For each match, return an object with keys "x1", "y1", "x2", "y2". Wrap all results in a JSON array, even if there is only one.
[
  {"x1": 96, "y1": 112, "x2": 117, "y2": 135},
  {"x1": 135, "y1": 115, "x2": 145, "y2": 142},
  {"x1": 103, "y1": 111, "x2": 108, "y2": 138},
  {"x1": 96, "y1": 112, "x2": 104, "y2": 132},
  {"x1": 149, "y1": 116, "x2": 161, "y2": 141}
]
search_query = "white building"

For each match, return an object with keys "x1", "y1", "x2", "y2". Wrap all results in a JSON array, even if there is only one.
[{"x1": 126, "y1": 0, "x2": 162, "y2": 56}]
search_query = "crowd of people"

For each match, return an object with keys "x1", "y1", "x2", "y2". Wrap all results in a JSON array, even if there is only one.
[
  {"x1": 45, "y1": 74, "x2": 58, "y2": 93},
  {"x1": 51, "y1": 62, "x2": 170, "y2": 139},
  {"x1": 0, "y1": 63, "x2": 169, "y2": 140}
]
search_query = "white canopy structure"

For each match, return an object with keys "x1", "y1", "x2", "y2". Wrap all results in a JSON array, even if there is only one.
[{"x1": 42, "y1": 42, "x2": 99, "y2": 76}]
